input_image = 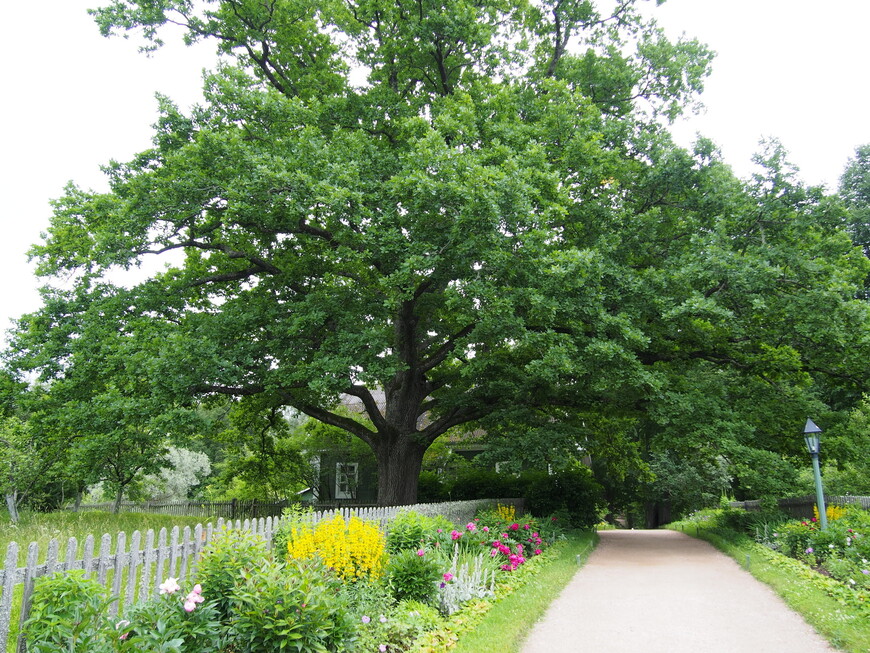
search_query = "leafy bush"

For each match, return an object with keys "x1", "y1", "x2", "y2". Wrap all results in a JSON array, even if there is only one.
[
  {"x1": 23, "y1": 571, "x2": 114, "y2": 652},
  {"x1": 417, "y1": 470, "x2": 449, "y2": 502},
  {"x1": 386, "y1": 510, "x2": 450, "y2": 554},
  {"x1": 443, "y1": 468, "x2": 530, "y2": 500},
  {"x1": 195, "y1": 528, "x2": 270, "y2": 621},
  {"x1": 229, "y1": 559, "x2": 355, "y2": 652},
  {"x1": 524, "y1": 467, "x2": 604, "y2": 529},
  {"x1": 386, "y1": 549, "x2": 442, "y2": 605},
  {"x1": 119, "y1": 580, "x2": 224, "y2": 652},
  {"x1": 287, "y1": 513, "x2": 387, "y2": 581},
  {"x1": 438, "y1": 549, "x2": 497, "y2": 616},
  {"x1": 355, "y1": 601, "x2": 444, "y2": 652}
]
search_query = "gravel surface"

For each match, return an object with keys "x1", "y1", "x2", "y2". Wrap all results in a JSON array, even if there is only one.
[{"x1": 521, "y1": 529, "x2": 840, "y2": 653}]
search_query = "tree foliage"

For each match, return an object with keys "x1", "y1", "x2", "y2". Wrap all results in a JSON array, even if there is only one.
[{"x1": 7, "y1": 0, "x2": 870, "y2": 507}]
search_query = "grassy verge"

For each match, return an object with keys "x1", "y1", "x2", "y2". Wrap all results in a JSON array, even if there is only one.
[
  {"x1": 669, "y1": 521, "x2": 870, "y2": 653},
  {"x1": 411, "y1": 530, "x2": 597, "y2": 653}
]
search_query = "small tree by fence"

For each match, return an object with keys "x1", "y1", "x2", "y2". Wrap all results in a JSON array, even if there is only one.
[
  {"x1": 0, "y1": 498, "x2": 522, "y2": 652},
  {"x1": 728, "y1": 494, "x2": 870, "y2": 519}
]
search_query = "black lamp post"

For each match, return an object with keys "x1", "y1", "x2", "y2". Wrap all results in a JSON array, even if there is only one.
[{"x1": 803, "y1": 418, "x2": 828, "y2": 531}]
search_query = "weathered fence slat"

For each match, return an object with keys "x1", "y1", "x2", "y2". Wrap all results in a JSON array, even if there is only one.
[
  {"x1": 16, "y1": 542, "x2": 39, "y2": 653},
  {"x1": 155, "y1": 528, "x2": 168, "y2": 597},
  {"x1": 0, "y1": 542, "x2": 18, "y2": 650},
  {"x1": 110, "y1": 532, "x2": 126, "y2": 617},
  {"x1": 82, "y1": 535, "x2": 95, "y2": 579},
  {"x1": 140, "y1": 530, "x2": 154, "y2": 603},
  {"x1": 126, "y1": 531, "x2": 141, "y2": 608}
]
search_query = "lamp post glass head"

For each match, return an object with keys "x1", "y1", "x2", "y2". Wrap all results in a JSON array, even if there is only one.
[{"x1": 803, "y1": 418, "x2": 822, "y2": 455}]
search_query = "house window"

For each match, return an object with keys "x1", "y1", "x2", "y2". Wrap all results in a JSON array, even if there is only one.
[{"x1": 335, "y1": 462, "x2": 359, "y2": 500}]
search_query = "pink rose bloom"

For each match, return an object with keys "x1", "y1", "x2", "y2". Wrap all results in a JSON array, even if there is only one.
[
  {"x1": 535, "y1": 548, "x2": 543, "y2": 555},
  {"x1": 416, "y1": 549, "x2": 426, "y2": 556},
  {"x1": 466, "y1": 522, "x2": 476, "y2": 532},
  {"x1": 451, "y1": 530, "x2": 462, "y2": 540},
  {"x1": 509, "y1": 523, "x2": 519, "y2": 531}
]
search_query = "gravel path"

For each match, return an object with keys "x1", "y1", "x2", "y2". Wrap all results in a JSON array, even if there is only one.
[{"x1": 521, "y1": 529, "x2": 839, "y2": 653}]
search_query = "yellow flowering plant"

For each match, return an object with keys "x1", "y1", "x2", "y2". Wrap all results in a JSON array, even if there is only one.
[{"x1": 287, "y1": 513, "x2": 387, "y2": 581}]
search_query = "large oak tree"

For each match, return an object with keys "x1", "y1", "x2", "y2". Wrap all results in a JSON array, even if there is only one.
[{"x1": 10, "y1": 0, "x2": 869, "y2": 506}]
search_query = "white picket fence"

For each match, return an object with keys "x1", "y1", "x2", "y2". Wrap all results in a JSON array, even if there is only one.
[{"x1": 0, "y1": 498, "x2": 521, "y2": 652}]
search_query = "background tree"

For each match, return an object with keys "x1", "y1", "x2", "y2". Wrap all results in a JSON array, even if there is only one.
[{"x1": 840, "y1": 143, "x2": 870, "y2": 257}]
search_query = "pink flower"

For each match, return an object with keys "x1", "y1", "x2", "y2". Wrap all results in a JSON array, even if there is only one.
[
  {"x1": 482, "y1": 526, "x2": 490, "y2": 532},
  {"x1": 437, "y1": 528, "x2": 443, "y2": 533},
  {"x1": 535, "y1": 549, "x2": 543, "y2": 555},
  {"x1": 451, "y1": 530, "x2": 462, "y2": 541},
  {"x1": 362, "y1": 616, "x2": 371, "y2": 624},
  {"x1": 183, "y1": 587, "x2": 204, "y2": 612},
  {"x1": 523, "y1": 524, "x2": 530, "y2": 530},
  {"x1": 443, "y1": 572, "x2": 454, "y2": 582},
  {"x1": 159, "y1": 578, "x2": 181, "y2": 595},
  {"x1": 509, "y1": 523, "x2": 520, "y2": 531},
  {"x1": 379, "y1": 645, "x2": 387, "y2": 652},
  {"x1": 466, "y1": 522, "x2": 477, "y2": 532},
  {"x1": 416, "y1": 549, "x2": 426, "y2": 556}
]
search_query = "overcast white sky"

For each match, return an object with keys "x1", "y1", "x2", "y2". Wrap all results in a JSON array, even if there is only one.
[{"x1": 2, "y1": 0, "x2": 869, "y2": 343}]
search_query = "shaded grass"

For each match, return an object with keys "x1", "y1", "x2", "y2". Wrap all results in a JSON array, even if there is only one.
[
  {"x1": 669, "y1": 521, "x2": 870, "y2": 653},
  {"x1": 452, "y1": 530, "x2": 598, "y2": 653}
]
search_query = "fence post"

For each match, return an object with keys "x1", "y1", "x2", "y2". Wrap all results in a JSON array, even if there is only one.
[{"x1": 0, "y1": 542, "x2": 19, "y2": 650}]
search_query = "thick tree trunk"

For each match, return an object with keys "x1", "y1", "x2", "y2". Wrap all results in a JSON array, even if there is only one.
[
  {"x1": 113, "y1": 486, "x2": 124, "y2": 514},
  {"x1": 374, "y1": 435, "x2": 428, "y2": 506}
]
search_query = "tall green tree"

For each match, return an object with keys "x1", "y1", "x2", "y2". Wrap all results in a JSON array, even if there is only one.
[{"x1": 13, "y1": 0, "x2": 716, "y2": 505}]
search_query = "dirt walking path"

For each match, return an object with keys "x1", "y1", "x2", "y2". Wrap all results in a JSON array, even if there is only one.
[{"x1": 521, "y1": 529, "x2": 839, "y2": 653}]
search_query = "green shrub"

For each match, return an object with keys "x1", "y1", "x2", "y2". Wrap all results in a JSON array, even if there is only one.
[
  {"x1": 417, "y1": 471, "x2": 448, "y2": 502},
  {"x1": 356, "y1": 600, "x2": 444, "y2": 652},
  {"x1": 444, "y1": 468, "x2": 530, "y2": 500},
  {"x1": 386, "y1": 510, "x2": 450, "y2": 554},
  {"x1": 524, "y1": 467, "x2": 604, "y2": 529},
  {"x1": 195, "y1": 528, "x2": 270, "y2": 621},
  {"x1": 229, "y1": 559, "x2": 355, "y2": 652},
  {"x1": 386, "y1": 549, "x2": 442, "y2": 605},
  {"x1": 22, "y1": 571, "x2": 114, "y2": 652},
  {"x1": 119, "y1": 580, "x2": 225, "y2": 652}
]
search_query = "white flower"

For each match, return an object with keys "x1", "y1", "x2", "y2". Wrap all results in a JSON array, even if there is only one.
[{"x1": 159, "y1": 577, "x2": 181, "y2": 595}]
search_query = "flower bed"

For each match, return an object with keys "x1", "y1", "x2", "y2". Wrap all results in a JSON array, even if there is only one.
[{"x1": 22, "y1": 504, "x2": 566, "y2": 652}]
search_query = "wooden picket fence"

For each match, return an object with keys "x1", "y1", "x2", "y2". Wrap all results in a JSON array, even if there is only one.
[{"x1": 0, "y1": 498, "x2": 521, "y2": 652}]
